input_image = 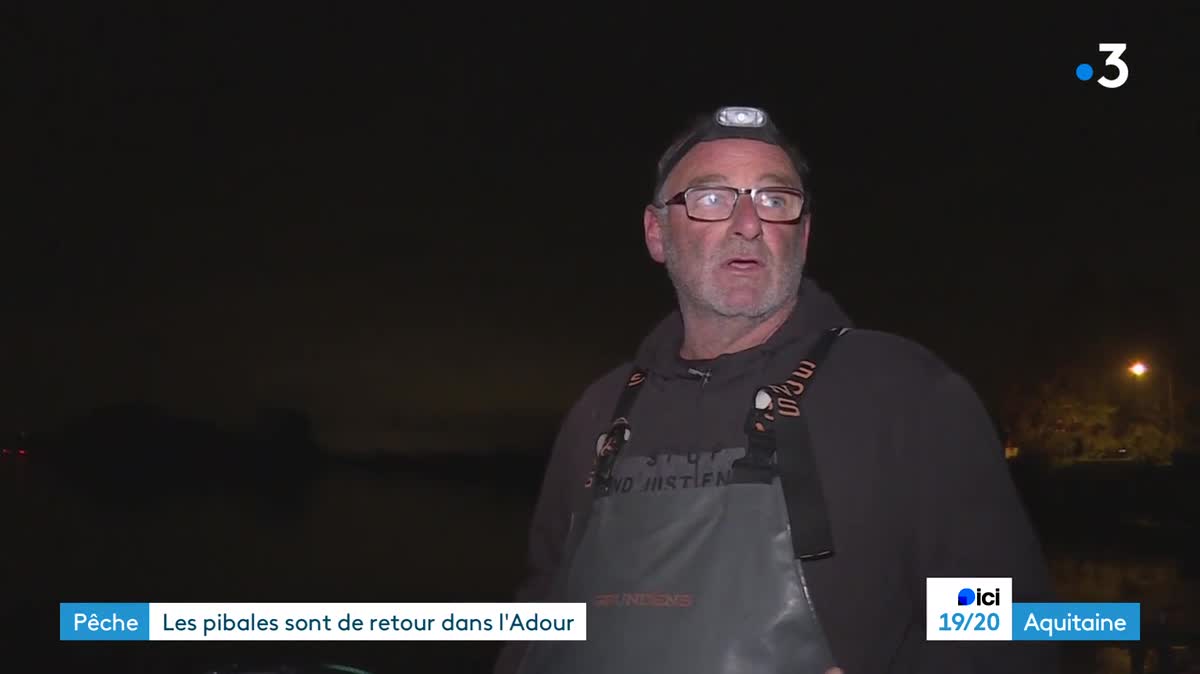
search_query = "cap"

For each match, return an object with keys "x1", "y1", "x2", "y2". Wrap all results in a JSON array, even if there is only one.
[{"x1": 652, "y1": 105, "x2": 811, "y2": 204}]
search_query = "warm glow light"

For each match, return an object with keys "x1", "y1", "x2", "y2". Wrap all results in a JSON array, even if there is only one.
[{"x1": 1129, "y1": 361, "x2": 1148, "y2": 377}]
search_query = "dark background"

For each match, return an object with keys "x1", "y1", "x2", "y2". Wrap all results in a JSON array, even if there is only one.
[{"x1": 3, "y1": 4, "x2": 1198, "y2": 673}]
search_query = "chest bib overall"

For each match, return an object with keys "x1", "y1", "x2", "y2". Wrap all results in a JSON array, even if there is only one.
[{"x1": 516, "y1": 328, "x2": 847, "y2": 674}]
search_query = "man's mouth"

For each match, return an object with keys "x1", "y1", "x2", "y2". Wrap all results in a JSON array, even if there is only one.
[{"x1": 725, "y1": 257, "x2": 762, "y2": 271}]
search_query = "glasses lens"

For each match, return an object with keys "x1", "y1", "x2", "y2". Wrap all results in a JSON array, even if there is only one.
[
  {"x1": 684, "y1": 188, "x2": 738, "y2": 220},
  {"x1": 754, "y1": 189, "x2": 804, "y2": 221}
]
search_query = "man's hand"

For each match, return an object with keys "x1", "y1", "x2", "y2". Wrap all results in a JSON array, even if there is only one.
[{"x1": 826, "y1": 668, "x2": 844, "y2": 674}]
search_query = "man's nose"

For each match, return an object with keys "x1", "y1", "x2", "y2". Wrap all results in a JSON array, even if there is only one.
[{"x1": 729, "y1": 194, "x2": 764, "y2": 239}]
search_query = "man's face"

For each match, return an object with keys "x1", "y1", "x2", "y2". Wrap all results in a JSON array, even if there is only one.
[{"x1": 644, "y1": 138, "x2": 810, "y2": 320}]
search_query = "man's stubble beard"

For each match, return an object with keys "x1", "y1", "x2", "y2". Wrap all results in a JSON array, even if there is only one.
[{"x1": 660, "y1": 220, "x2": 806, "y2": 321}]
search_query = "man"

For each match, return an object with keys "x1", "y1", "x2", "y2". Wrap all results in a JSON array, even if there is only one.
[{"x1": 494, "y1": 106, "x2": 1058, "y2": 674}]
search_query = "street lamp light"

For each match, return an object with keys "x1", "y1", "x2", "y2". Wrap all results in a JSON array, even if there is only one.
[{"x1": 1126, "y1": 360, "x2": 1175, "y2": 454}]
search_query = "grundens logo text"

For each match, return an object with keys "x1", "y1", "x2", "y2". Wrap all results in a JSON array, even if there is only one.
[{"x1": 594, "y1": 593, "x2": 694, "y2": 608}]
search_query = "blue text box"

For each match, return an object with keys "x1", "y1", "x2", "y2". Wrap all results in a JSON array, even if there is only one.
[
  {"x1": 1012, "y1": 603, "x2": 1140, "y2": 641},
  {"x1": 60, "y1": 603, "x2": 150, "y2": 641}
]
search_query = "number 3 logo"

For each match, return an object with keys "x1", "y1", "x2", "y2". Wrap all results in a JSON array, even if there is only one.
[{"x1": 1097, "y1": 43, "x2": 1129, "y2": 89}]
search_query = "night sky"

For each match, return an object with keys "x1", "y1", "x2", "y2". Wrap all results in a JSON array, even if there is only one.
[{"x1": 7, "y1": 6, "x2": 1197, "y2": 450}]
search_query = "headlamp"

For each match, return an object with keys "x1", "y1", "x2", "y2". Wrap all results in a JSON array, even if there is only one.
[{"x1": 716, "y1": 106, "x2": 767, "y2": 128}]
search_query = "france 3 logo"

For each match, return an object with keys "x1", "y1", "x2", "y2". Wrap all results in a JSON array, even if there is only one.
[
  {"x1": 1076, "y1": 43, "x2": 1129, "y2": 89},
  {"x1": 926, "y1": 578, "x2": 1013, "y2": 641}
]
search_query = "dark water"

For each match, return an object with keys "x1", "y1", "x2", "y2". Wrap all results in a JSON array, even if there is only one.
[
  {"x1": 3, "y1": 455, "x2": 533, "y2": 673},
  {"x1": 3, "y1": 455, "x2": 1197, "y2": 673}
]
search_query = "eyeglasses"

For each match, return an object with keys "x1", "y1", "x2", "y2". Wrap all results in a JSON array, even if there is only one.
[{"x1": 661, "y1": 186, "x2": 807, "y2": 224}]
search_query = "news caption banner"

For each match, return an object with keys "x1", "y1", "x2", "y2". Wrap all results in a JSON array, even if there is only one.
[
  {"x1": 60, "y1": 603, "x2": 585, "y2": 641},
  {"x1": 926, "y1": 578, "x2": 1141, "y2": 642}
]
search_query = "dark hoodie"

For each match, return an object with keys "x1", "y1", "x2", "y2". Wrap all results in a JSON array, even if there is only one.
[{"x1": 494, "y1": 279, "x2": 1059, "y2": 674}]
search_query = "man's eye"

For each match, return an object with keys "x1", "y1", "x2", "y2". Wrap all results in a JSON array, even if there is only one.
[
  {"x1": 691, "y1": 190, "x2": 730, "y2": 207},
  {"x1": 758, "y1": 191, "x2": 801, "y2": 210}
]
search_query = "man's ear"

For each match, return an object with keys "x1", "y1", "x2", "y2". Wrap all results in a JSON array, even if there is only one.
[{"x1": 644, "y1": 205, "x2": 667, "y2": 264}]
